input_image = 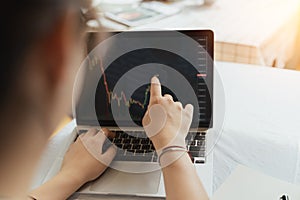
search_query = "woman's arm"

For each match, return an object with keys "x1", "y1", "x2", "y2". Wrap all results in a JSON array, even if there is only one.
[
  {"x1": 162, "y1": 153, "x2": 208, "y2": 200},
  {"x1": 28, "y1": 170, "x2": 84, "y2": 200},
  {"x1": 143, "y1": 76, "x2": 208, "y2": 200},
  {"x1": 29, "y1": 129, "x2": 116, "y2": 200}
]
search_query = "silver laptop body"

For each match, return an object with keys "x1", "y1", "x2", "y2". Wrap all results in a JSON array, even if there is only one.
[{"x1": 73, "y1": 30, "x2": 214, "y2": 198}]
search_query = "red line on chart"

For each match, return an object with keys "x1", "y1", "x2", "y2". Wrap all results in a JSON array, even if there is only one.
[
  {"x1": 96, "y1": 56, "x2": 150, "y2": 109},
  {"x1": 197, "y1": 73, "x2": 207, "y2": 77}
]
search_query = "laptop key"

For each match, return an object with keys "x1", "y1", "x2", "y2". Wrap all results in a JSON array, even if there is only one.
[
  {"x1": 141, "y1": 139, "x2": 150, "y2": 144},
  {"x1": 115, "y1": 132, "x2": 123, "y2": 139},
  {"x1": 189, "y1": 151, "x2": 205, "y2": 157},
  {"x1": 150, "y1": 144, "x2": 155, "y2": 150},
  {"x1": 123, "y1": 138, "x2": 131, "y2": 144},
  {"x1": 189, "y1": 145, "x2": 201, "y2": 152},
  {"x1": 122, "y1": 133, "x2": 129, "y2": 139},
  {"x1": 132, "y1": 139, "x2": 140, "y2": 144},
  {"x1": 115, "y1": 143, "x2": 123, "y2": 149},
  {"x1": 197, "y1": 140, "x2": 205, "y2": 146},
  {"x1": 152, "y1": 156, "x2": 158, "y2": 162},
  {"x1": 123, "y1": 144, "x2": 132, "y2": 150},
  {"x1": 194, "y1": 133, "x2": 205, "y2": 140},
  {"x1": 190, "y1": 141, "x2": 197, "y2": 146},
  {"x1": 132, "y1": 144, "x2": 141, "y2": 150},
  {"x1": 116, "y1": 130, "x2": 123, "y2": 134},
  {"x1": 141, "y1": 144, "x2": 151, "y2": 150},
  {"x1": 114, "y1": 138, "x2": 123, "y2": 144},
  {"x1": 135, "y1": 149, "x2": 145, "y2": 154},
  {"x1": 144, "y1": 150, "x2": 154, "y2": 154}
]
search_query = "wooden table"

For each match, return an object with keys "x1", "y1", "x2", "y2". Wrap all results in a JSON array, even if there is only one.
[{"x1": 97, "y1": 0, "x2": 300, "y2": 68}]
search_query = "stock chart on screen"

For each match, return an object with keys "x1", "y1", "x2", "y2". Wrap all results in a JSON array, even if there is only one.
[{"x1": 76, "y1": 31, "x2": 213, "y2": 128}]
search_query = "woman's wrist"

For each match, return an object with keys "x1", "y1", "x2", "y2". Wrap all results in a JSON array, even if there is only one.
[
  {"x1": 58, "y1": 169, "x2": 86, "y2": 188},
  {"x1": 150, "y1": 131, "x2": 186, "y2": 151},
  {"x1": 162, "y1": 153, "x2": 192, "y2": 170}
]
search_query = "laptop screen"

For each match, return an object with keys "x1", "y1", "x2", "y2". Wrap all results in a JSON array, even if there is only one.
[{"x1": 75, "y1": 30, "x2": 213, "y2": 128}]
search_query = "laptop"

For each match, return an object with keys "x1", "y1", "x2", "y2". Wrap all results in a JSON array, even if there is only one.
[{"x1": 72, "y1": 30, "x2": 214, "y2": 197}]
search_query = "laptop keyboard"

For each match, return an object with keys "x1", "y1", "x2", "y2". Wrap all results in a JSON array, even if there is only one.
[{"x1": 78, "y1": 130, "x2": 206, "y2": 164}]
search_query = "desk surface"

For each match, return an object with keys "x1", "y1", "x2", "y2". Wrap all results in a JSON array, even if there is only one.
[{"x1": 33, "y1": 61, "x2": 300, "y2": 199}]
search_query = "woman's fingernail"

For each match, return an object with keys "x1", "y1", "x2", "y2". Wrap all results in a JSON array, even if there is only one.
[{"x1": 151, "y1": 76, "x2": 160, "y2": 84}]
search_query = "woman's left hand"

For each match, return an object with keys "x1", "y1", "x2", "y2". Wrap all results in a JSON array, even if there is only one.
[{"x1": 60, "y1": 128, "x2": 117, "y2": 184}]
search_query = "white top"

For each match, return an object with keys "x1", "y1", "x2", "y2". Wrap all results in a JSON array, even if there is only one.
[
  {"x1": 213, "y1": 61, "x2": 300, "y2": 192},
  {"x1": 212, "y1": 165, "x2": 300, "y2": 199}
]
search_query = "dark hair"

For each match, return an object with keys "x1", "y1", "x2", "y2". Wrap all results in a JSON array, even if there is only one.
[{"x1": 0, "y1": 0, "x2": 98, "y2": 107}]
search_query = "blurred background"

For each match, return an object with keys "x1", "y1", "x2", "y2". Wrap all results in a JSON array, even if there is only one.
[{"x1": 85, "y1": 0, "x2": 300, "y2": 70}]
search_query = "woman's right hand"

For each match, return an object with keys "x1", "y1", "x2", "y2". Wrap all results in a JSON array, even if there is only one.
[
  {"x1": 142, "y1": 77, "x2": 208, "y2": 200},
  {"x1": 142, "y1": 76, "x2": 194, "y2": 151}
]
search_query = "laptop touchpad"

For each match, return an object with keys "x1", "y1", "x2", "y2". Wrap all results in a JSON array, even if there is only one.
[{"x1": 90, "y1": 168, "x2": 161, "y2": 194}]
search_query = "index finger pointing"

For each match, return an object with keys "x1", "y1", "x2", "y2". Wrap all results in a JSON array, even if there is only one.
[{"x1": 149, "y1": 76, "x2": 162, "y2": 104}]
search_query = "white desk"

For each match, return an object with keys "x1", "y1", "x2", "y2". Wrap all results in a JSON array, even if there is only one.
[
  {"x1": 33, "y1": 61, "x2": 300, "y2": 198},
  {"x1": 98, "y1": 0, "x2": 300, "y2": 67}
]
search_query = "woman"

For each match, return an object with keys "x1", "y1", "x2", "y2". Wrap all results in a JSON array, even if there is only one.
[{"x1": 0, "y1": 1, "x2": 208, "y2": 199}]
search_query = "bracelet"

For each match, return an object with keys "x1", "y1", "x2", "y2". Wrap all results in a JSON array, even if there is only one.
[{"x1": 158, "y1": 145, "x2": 188, "y2": 165}]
